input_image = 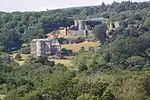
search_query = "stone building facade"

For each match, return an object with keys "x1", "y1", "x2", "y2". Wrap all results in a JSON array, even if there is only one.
[
  {"x1": 30, "y1": 39, "x2": 61, "y2": 58},
  {"x1": 30, "y1": 39, "x2": 52, "y2": 58}
]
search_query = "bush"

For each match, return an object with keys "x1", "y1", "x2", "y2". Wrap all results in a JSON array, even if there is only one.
[
  {"x1": 79, "y1": 46, "x2": 86, "y2": 52},
  {"x1": 88, "y1": 46, "x2": 95, "y2": 52},
  {"x1": 103, "y1": 53, "x2": 112, "y2": 62},
  {"x1": 44, "y1": 60, "x2": 55, "y2": 67},
  {"x1": 76, "y1": 94, "x2": 98, "y2": 100},
  {"x1": 88, "y1": 56, "x2": 107, "y2": 72},
  {"x1": 144, "y1": 17, "x2": 150, "y2": 27},
  {"x1": 126, "y1": 56, "x2": 146, "y2": 68},
  {"x1": 143, "y1": 63, "x2": 150, "y2": 71},
  {"x1": 14, "y1": 53, "x2": 22, "y2": 61},
  {"x1": 102, "y1": 90, "x2": 115, "y2": 100},
  {"x1": 26, "y1": 96, "x2": 40, "y2": 100},
  {"x1": 76, "y1": 37, "x2": 85, "y2": 43},
  {"x1": 25, "y1": 55, "x2": 36, "y2": 63},
  {"x1": 21, "y1": 47, "x2": 30, "y2": 54},
  {"x1": 0, "y1": 46, "x2": 6, "y2": 52},
  {"x1": 35, "y1": 56, "x2": 55, "y2": 66},
  {"x1": 54, "y1": 63, "x2": 67, "y2": 71},
  {"x1": 78, "y1": 63, "x2": 88, "y2": 72},
  {"x1": 47, "y1": 52, "x2": 54, "y2": 56}
]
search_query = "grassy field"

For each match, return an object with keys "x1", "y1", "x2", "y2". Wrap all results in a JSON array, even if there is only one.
[
  {"x1": 11, "y1": 53, "x2": 77, "y2": 70},
  {"x1": 61, "y1": 41, "x2": 100, "y2": 53},
  {"x1": 17, "y1": 54, "x2": 29, "y2": 66},
  {"x1": 11, "y1": 53, "x2": 29, "y2": 66},
  {"x1": 50, "y1": 59, "x2": 77, "y2": 70}
]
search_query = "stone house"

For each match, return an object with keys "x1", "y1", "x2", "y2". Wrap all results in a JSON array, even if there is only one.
[{"x1": 30, "y1": 39, "x2": 61, "y2": 58}]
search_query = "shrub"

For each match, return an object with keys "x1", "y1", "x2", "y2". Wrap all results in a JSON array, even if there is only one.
[
  {"x1": 21, "y1": 47, "x2": 30, "y2": 54},
  {"x1": 126, "y1": 56, "x2": 146, "y2": 68},
  {"x1": 36, "y1": 56, "x2": 55, "y2": 66},
  {"x1": 76, "y1": 94, "x2": 98, "y2": 100},
  {"x1": 44, "y1": 60, "x2": 55, "y2": 67},
  {"x1": 144, "y1": 17, "x2": 150, "y2": 27},
  {"x1": 14, "y1": 53, "x2": 22, "y2": 61},
  {"x1": 88, "y1": 46, "x2": 95, "y2": 52},
  {"x1": 102, "y1": 90, "x2": 115, "y2": 100},
  {"x1": 25, "y1": 55, "x2": 36, "y2": 63},
  {"x1": 76, "y1": 37, "x2": 85, "y2": 43},
  {"x1": 143, "y1": 63, "x2": 150, "y2": 71},
  {"x1": 78, "y1": 63, "x2": 88, "y2": 72},
  {"x1": 103, "y1": 53, "x2": 112, "y2": 62},
  {"x1": 79, "y1": 46, "x2": 86, "y2": 52},
  {"x1": 0, "y1": 46, "x2": 6, "y2": 52}
]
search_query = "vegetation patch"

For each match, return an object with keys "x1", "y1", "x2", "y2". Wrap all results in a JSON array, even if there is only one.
[{"x1": 61, "y1": 42, "x2": 100, "y2": 53}]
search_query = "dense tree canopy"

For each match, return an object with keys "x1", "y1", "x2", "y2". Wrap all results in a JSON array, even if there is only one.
[
  {"x1": 0, "y1": 1, "x2": 150, "y2": 51},
  {"x1": 0, "y1": 1, "x2": 150, "y2": 99},
  {"x1": 93, "y1": 24, "x2": 107, "y2": 44}
]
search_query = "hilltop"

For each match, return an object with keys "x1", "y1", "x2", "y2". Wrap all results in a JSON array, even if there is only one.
[{"x1": 0, "y1": 1, "x2": 150, "y2": 51}]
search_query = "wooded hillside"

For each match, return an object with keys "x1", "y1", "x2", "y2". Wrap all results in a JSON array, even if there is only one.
[{"x1": 0, "y1": 1, "x2": 150, "y2": 51}]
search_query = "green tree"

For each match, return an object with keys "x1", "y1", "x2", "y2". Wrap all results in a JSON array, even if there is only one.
[
  {"x1": 144, "y1": 17, "x2": 150, "y2": 27},
  {"x1": 78, "y1": 63, "x2": 88, "y2": 72},
  {"x1": 126, "y1": 56, "x2": 146, "y2": 68},
  {"x1": 93, "y1": 24, "x2": 107, "y2": 44}
]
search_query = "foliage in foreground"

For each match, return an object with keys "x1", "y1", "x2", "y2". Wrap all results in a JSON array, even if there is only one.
[{"x1": 1, "y1": 60, "x2": 150, "y2": 100}]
